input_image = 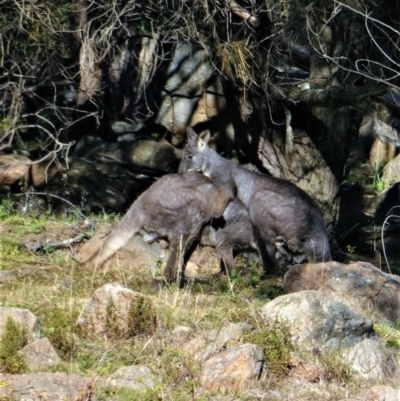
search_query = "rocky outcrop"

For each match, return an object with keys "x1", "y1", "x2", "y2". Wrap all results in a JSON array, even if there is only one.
[
  {"x1": 282, "y1": 261, "x2": 400, "y2": 321},
  {"x1": 383, "y1": 154, "x2": 400, "y2": 189},
  {"x1": 0, "y1": 154, "x2": 31, "y2": 189},
  {"x1": 261, "y1": 290, "x2": 398, "y2": 380},
  {"x1": 154, "y1": 43, "x2": 234, "y2": 146},
  {"x1": 261, "y1": 290, "x2": 374, "y2": 350},
  {"x1": 77, "y1": 283, "x2": 155, "y2": 338},
  {"x1": 0, "y1": 372, "x2": 92, "y2": 401}
]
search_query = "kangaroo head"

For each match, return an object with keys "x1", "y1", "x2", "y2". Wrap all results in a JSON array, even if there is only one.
[{"x1": 178, "y1": 127, "x2": 214, "y2": 176}]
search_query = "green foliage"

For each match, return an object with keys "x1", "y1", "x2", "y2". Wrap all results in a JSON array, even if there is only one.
[
  {"x1": 370, "y1": 171, "x2": 385, "y2": 194},
  {"x1": 38, "y1": 306, "x2": 78, "y2": 360},
  {"x1": 158, "y1": 346, "x2": 197, "y2": 397},
  {"x1": 0, "y1": 197, "x2": 15, "y2": 219},
  {"x1": 0, "y1": 317, "x2": 28, "y2": 374},
  {"x1": 374, "y1": 321, "x2": 400, "y2": 348},
  {"x1": 106, "y1": 296, "x2": 157, "y2": 340},
  {"x1": 95, "y1": 386, "x2": 161, "y2": 401},
  {"x1": 128, "y1": 296, "x2": 157, "y2": 338},
  {"x1": 216, "y1": 40, "x2": 254, "y2": 84},
  {"x1": 0, "y1": 237, "x2": 37, "y2": 269},
  {"x1": 319, "y1": 349, "x2": 354, "y2": 384},
  {"x1": 245, "y1": 319, "x2": 293, "y2": 377},
  {"x1": 345, "y1": 244, "x2": 356, "y2": 254},
  {"x1": 0, "y1": 1, "x2": 75, "y2": 59},
  {"x1": 253, "y1": 281, "x2": 284, "y2": 301}
]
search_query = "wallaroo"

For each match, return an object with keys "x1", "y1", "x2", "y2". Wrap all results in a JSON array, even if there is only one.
[
  {"x1": 80, "y1": 172, "x2": 232, "y2": 284},
  {"x1": 200, "y1": 198, "x2": 257, "y2": 274},
  {"x1": 200, "y1": 198, "x2": 296, "y2": 275},
  {"x1": 179, "y1": 127, "x2": 332, "y2": 275}
]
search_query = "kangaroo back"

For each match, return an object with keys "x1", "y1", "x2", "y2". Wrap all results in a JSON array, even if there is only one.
[{"x1": 81, "y1": 172, "x2": 232, "y2": 283}]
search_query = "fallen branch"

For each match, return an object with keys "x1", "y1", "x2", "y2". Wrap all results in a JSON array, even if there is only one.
[{"x1": 24, "y1": 233, "x2": 87, "y2": 252}]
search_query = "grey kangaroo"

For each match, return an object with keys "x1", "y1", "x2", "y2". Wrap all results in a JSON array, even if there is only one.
[
  {"x1": 200, "y1": 198, "x2": 298, "y2": 275},
  {"x1": 179, "y1": 127, "x2": 332, "y2": 274},
  {"x1": 81, "y1": 172, "x2": 232, "y2": 283},
  {"x1": 200, "y1": 198, "x2": 257, "y2": 274}
]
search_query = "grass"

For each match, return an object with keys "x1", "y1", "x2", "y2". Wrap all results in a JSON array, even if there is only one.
[
  {"x1": 374, "y1": 321, "x2": 400, "y2": 348},
  {"x1": 0, "y1": 317, "x2": 28, "y2": 373},
  {"x1": 370, "y1": 171, "x2": 386, "y2": 194},
  {"x1": 0, "y1": 201, "x2": 398, "y2": 399}
]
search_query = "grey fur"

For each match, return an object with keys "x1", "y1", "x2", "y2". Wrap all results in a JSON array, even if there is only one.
[
  {"x1": 179, "y1": 127, "x2": 331, "y2": 275},
  {"x1": 81, "y1": 172, "x2": 232, "y2": 283}
]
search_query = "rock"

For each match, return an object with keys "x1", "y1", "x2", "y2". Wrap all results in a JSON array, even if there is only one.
[
  {"x1": 0, "y1": 154, "x2": 31, "y2": 188},
  {"x1": 31, "y1": 154, "x2": 66, "y2": 187},
  {"x1": 92, "y1": 139, "x2": 181, "y2": 173},
  {"x1": 353, "y1": 114, "x2": 375, "y2": 161},
  {"x1": 74, "y1": 135, "x2": 105, "y2": 157},
  {"x1": 42, "y1": 158, "x2": 133, "y2": 212},
  {"x1": 366, "y1": 385, "x2": 396, "y2": 401},
  {"x1": 282, "y1": 262, "x2": 400, "y2": 321},
  {"x1": 353, "y1": 105, "x2": 398, "y2": 162},
  {"x1": 363, "y1": 184, "x2": 400, "y2": 262},
  {"x1": 77, "y1": 283, "x2": 153, "y2": 338},
  {"x1": 184, "y1": 323, "x2": 252, "y2": 361},
  {"x1": 370, "y1": 138, "x2": 396, "y2": 172},
  {"x1": 105, "y1": 365, "x2": 154, "y2": 391},
  {"x1": 368, "y1": 389, "x2": 400, "y2": 401},
  {"x1": 199, "y1": 343, "x2": 264, "y2": 391},
  {"x1": 154, "y1": 42, "x2": 234, "y2": 146},
  {"x1": 260, "y1": 291, "x2": 373, "y2": 350},
  {"x1": 0, "y1": 307, "x2": 40, "y2": 340},
  {"x1": 288, "y1": 356, "x2": 323, "y2": 382},
  {"x1": 383, "y1": 153, "x2": 400, "y2": 189},
  {"x1": 0, "y1": 372, "x2": 92, "y2": 401},
  {"x1": 112, "y1": 121, "x2": 144, "y2": 134},
  {"x1": 372, "y1": 118, "x2": 399, "y2": 147},
  {"x1": 257, "y1": 128, "x2": 340, "y2": 233},
  {"x1": 343, "y1": 338, "x2": 397, "y2": 380},
  {"x1": 77, "y1": 224, "x2": 164, "y2": 271},
  {"x1": 369, "y1": 118, "x2": 398, "y2": 172},
  {"x1": 20, "y1": 337, "x2": 62, "y2": 372},
  {"x1": 185, "y1": 246, "x2": 222, "y2": 277}
]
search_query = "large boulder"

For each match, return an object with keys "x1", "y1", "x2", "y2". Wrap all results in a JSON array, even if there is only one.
[
  {"x1": 77, "y1": 283, "x2": 156, "y2": 338},
  {"x1": 0, "y1": 372, "x2": 91, "y2": 401},
  {"x1": 383, "y1": 154, "x2": 400, "y2": 189},
  {"x1": 91, "y1": 139, "x2": 181, "y2": 172},
  {"x1": 282, "y1": 262, "x2": 400, "y2": 321},
  {"x1": 154, "y1": 43, "x2": 234, "y2": 146},
  {"x1": 261, "y1": 290, "x2": 373, "y2": 351},
  {"x1": 260, "y1": 290, "x2": 397, "y2": 379},
  {"x1": 0, "y1": 154, "x2": 31, "y2": 189},
  {"x1": 343, "y1": 338, "x2": 396, "y2": 380}
]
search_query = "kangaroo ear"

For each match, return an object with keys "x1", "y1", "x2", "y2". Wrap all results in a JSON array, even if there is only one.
[
  {"x1": 186, "y1": 127, "x2": 197, "y2": 143},
  {"x1": 197, "y1": 130, "x2": 210, "y2": 149}
]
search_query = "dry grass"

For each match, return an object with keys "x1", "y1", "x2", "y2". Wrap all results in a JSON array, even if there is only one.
[{"x1": 0, "y1": 208, "x2": 399, "y2": 400}]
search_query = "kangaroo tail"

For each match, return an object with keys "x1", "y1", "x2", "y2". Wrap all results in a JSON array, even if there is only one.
[{"x1": 81, "y1": 214, "x2": 139, "y2": 269}]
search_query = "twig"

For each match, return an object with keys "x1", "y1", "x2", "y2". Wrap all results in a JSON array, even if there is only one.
[{"x1": 24, "y1": 233, "x2": 87, "y2": 252}]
